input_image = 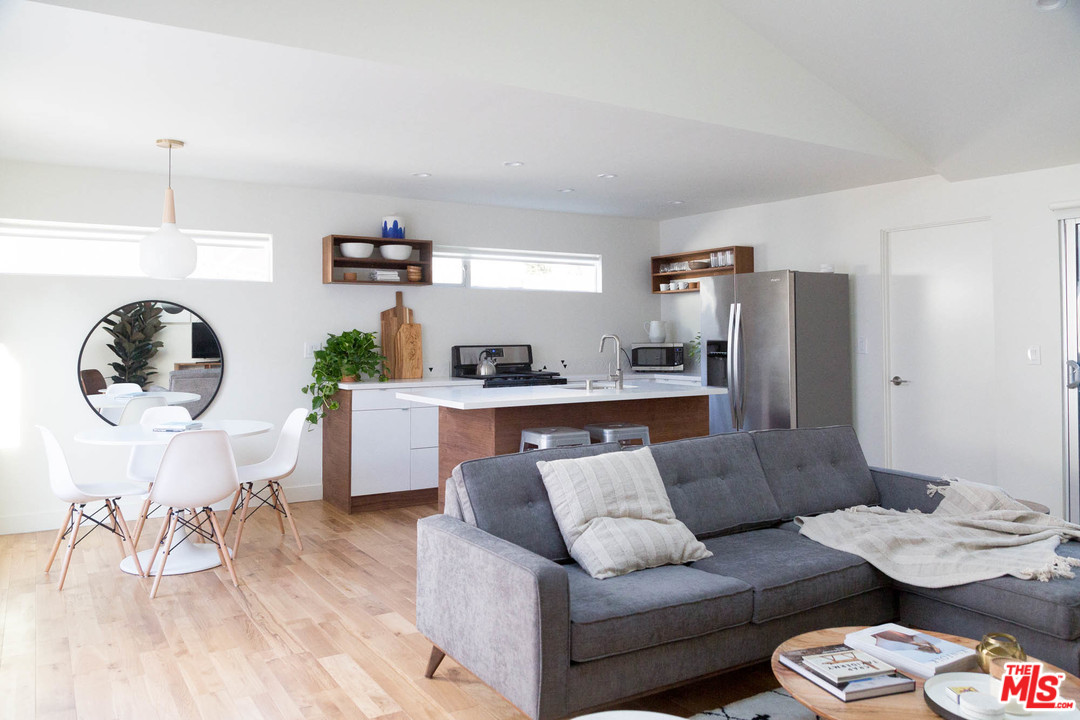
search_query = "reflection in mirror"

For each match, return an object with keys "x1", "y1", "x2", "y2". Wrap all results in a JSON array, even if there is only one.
[{"x1": 78, "y1": 300, "x2": 224, "y2": 424}]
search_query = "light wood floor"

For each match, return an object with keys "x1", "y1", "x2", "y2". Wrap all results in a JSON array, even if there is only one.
[{"x1": 0, "y1": 500, "x2": 778, "y2": 720}]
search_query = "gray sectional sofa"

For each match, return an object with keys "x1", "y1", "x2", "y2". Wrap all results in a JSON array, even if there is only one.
[{"x1": 415, "y1": 426, "x2": 1080, "y2": 719}]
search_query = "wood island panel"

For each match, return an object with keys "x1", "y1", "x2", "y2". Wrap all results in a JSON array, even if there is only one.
[{"x1": 437, "y1": 395, "x2": 709, "y2": 508}]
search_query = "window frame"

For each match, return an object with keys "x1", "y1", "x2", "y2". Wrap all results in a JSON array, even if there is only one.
[{"x1": 433, "y1": 245, "x2": 602, "y2": 293}]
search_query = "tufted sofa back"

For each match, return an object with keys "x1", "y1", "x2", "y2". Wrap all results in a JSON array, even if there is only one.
[{"x1": 444, "y1": 425, "x2": 877, "y2": 562}]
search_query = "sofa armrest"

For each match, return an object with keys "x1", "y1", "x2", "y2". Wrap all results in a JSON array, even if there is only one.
[
  {"x1": 416, "y1": 514, "x2": 569, "y2": 720},
  {"x1": 870, "y1": 466, "x2": 948, "y2": 513}
]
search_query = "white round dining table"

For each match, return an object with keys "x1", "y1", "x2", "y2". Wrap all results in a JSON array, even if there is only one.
[
  {"x1": 86, "y1": 390, "x2": 201, "y2": 410},
  {"x1": 74, "y1": 419, "x2": 273, "y2": 576}
]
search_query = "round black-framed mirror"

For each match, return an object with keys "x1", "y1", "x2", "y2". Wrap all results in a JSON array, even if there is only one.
[{"x1": 77, "y1": 300, "x2": 225, "y2": 425}]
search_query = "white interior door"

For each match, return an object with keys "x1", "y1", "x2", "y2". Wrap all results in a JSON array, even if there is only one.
[{"x1": 885, "y1": 219, "x2": 995, "y2": 482}]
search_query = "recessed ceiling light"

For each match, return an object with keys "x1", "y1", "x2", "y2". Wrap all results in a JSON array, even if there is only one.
[
  {"x1": 504, "y1": 161, "x2": 525, "y2": 167},
  {"x1": 667, "y1": 200, "x2": 685, "y2": 205},
  {"x1": 597, "y1": 173, "x2": 617, "y2": 179},
  {"x1": 412, "y1": 172, "x2": 432, "y2": 178},
  {"x1": 1035, "y1": 0, "x2": 1067, "y2": 10},
  {"x1": 558, "y1": 188, "x2": 576, "y2": 193}
]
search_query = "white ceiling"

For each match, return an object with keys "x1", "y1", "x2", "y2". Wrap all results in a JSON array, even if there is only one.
[{"x1": 0, "y1": 0, "x2": 1077, "y2": 220}]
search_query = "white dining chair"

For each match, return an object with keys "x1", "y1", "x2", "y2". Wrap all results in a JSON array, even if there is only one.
[
  {"x1": 128, "y1": 405, "x2": 192, "y2": 549},
  {"x1": 146, "y1": 430, "x2": 240, "y2": 598},
  {"x1": 221, "y1": 408, "x2": 305, "y2": 555},
  {"x1": 104, "y1": 383, "x2": 142, "y2": 397},
  {"x1": 117, "y1": 395, "x2": 166, "y2": 425},
  {"x1": 37, "y1": 426, "x2": 146, "y2": 589}
]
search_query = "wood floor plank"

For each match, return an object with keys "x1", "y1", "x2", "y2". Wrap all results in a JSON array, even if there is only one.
[{"x1": 2, "y1": 499, "x2": 778, "y2": 719}]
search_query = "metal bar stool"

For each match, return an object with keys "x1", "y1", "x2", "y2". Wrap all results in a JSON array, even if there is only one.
[
  {"x1": 519, "y1": 426, "x2": 592, "y2": 451},
  {"x1": 584, "y1": 422, "x2": 651, "y2": 447}
]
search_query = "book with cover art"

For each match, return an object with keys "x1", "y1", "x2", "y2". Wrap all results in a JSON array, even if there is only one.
[
  {"x1": 778, "y1": 643, "x2": 915, "y2": 701},
  {"x1": 800, "y1": 647, "x2": 896, "y2": 683},
  {"x1": 844, "y1": 623, "x2": 977, "y2": 678}
]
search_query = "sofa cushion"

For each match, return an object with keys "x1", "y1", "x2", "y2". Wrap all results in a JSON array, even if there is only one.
[
  {"x1": 648, "y1": 432, "x2": 782, "y2": 538},
  {"x1": 751, "y1": 426, "x2": 879, "y2": 520},
  {"x1": 691, "y1": 528, "x2": 889, "y2": 622},
  {"x1": 566, "y1": 563, "x2": 753, "y2": 662},
  {"x1": 454, "y1": 442, "x2": 622, "y2": 562},
  {"x1": 537, "y1": 447, "x2": 711, "y2": 579},
  {"x1": 896, "y1": 540, "x2": 1080, "y2": 641}
]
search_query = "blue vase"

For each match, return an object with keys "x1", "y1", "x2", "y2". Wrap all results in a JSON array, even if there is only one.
[{"x1": 382, "y1": 216, "x2": 405, "y2": 239}]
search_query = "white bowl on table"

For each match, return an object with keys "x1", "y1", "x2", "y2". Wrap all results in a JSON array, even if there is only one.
[
  {"x1": 380, "y1": 244, "x2": 413, "y2": 261},
  {"x1": 340, "y1": 242, "x2": 374, "y2": 258}
]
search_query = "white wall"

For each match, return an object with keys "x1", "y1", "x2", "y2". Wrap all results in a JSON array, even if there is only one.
[
  {"x1": 660, "y1": 164, "x2": 1080, "y2": 515},
  {"x1": 0, "y1": 159, "x2": 659, "y2": 534}
]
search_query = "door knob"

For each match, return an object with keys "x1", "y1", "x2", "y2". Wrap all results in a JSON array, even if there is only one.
[{"x1": 890, "y1": 376, "x2": 910, "y2": 386}]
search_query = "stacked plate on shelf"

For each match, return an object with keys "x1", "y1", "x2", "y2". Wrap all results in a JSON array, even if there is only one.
[{"x1": 370, "y1": 270, "x2": 401, "y2": 282}]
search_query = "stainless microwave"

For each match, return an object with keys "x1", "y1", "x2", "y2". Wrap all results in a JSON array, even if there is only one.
[{"x1": 630, "y1": 343, "x2": 685, "y2": 372}]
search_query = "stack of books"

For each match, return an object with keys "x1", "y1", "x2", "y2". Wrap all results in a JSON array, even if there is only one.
[
  {"x1": 844, "y1": 623, "x2": 977, "y2": 678},
  {"x1": 778, "y1": 643, "x2": 915, "y2": 701},
  {"x1": 152, "y1": 421, "x2": 203, "y2": 433},
  {"x1": 370, "y1": 270, "x2": 401, "y2": 282}
]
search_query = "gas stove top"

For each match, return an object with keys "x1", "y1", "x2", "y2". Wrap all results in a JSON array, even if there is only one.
[{"x1": 451, "y1": 345, "x2": 568, "y2": 388}]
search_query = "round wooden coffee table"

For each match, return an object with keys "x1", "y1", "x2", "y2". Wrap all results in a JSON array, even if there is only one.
[{"x1": 772, "y1": 626, "x2": 1080, "y2": 720}]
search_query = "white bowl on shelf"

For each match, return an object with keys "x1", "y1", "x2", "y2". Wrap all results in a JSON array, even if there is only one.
[
  {"x1": 380, "y1": 244, "x2": 413, "y2": 261},
  {"x1": 339, "y1": 242, "x2": 374, "y2": 258}
]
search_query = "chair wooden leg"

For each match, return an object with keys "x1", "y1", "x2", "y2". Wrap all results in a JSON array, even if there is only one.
[
  {"x1": 45, "y1": 504, "x2": 73, "y2": 573},
  {"x1": 147, "y1": 506, "x2": 172, "y2": 578},
  {"x1": 270, "y1": 484, "x2": 285, "y2": 535},
  {"x1": 132, "y1": 496, "x2": 153, "y2": 549},
  {"x1": 150, "y1": 511, "x2": 180, "y2": 599},
  {"x1": 271, "y1": 481, "x2": 303, "y2": 552},
  {"x1": 110, "y1": 500, "x2": 145, "y2": 578},
  {"x1": 425, "y1": 646, "x2": 446, "y2": 678},
  {"x1": 232, "y1": 485, "x2": 255, "y2": 557},
  {"x1": 219, "y1": 487, "x2": 244, "y2": 538},
  {"x1": 57, "y1": 505, "x2": 85, "y2": 591},
  {"x1": 207, "y1": 508, "x2": 239, "y2": 588},
  {"x1": 104, "y1": 500, "x2": 127, "y2": 558}
]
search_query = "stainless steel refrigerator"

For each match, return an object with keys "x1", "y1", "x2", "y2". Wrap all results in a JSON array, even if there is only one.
[{"x1": 700, "y1": 270, "x2": 852, "y2": 433}]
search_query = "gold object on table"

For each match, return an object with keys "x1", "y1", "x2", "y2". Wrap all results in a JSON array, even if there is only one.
[{"x1": 975, "y1": 632, "x2": 1026, "y2": 672}]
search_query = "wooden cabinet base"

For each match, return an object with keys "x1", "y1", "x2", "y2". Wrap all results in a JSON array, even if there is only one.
[
  {"x1": 437, "y1": 395, "x2": 709, "y2": 509},
  {"x1": 345, "y1": 488, "x2": 437, "y2": 513}
]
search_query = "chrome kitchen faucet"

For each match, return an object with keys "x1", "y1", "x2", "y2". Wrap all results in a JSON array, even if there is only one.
[{"x1": 599, "y1": 333, "x2": 624, "y2": 390}]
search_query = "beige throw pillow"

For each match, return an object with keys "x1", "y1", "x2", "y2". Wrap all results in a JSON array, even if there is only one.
[{"x1": 536, "y1": 447, "x2": 711, "y2": 579}]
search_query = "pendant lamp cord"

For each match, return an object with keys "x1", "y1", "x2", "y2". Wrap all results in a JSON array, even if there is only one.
[{"x1": 168, "y1": 145, "x2": 172, "y2": 189}]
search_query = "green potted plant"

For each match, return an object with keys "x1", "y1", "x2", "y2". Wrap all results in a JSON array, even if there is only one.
[
  {"x1": 302, "y1": 329, "x2": 387, "y2": 425},
  {"x1": 102, "y1": 301, "x2": 166, "y2": 389}
]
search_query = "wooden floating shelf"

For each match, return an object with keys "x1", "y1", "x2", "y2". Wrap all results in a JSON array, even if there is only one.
[
  {"x1": 323, "y1": 234, "x2": 434, "y2": 286},
  {"x1": 650, "y1": 245, "x2": 754, "y2": 293}
]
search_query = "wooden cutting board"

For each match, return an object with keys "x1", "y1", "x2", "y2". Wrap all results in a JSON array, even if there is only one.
[
  {"x1": 395, "y1": 323, "x2": 423, "y2": 379},
  {"x1": 381, "y1": 291, "x2": 421, "y2": 378}
]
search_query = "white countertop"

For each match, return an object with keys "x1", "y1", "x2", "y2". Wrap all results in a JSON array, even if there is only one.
[{"x1": 396, "y1": 379, "x2": 725, "y2": 410}]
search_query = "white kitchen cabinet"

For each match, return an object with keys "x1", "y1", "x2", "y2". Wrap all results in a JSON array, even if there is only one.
[
  {"x1": 410, "y1": 446, "x2": 439, "y2": 490},
  {"x1": 350, "y1": 407, "x2": 412, "y2": 495},
  {"x1": 410, "y1": 405, "x2": 438, "y2": 448}
]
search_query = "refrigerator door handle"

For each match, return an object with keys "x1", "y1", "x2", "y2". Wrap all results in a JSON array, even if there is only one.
[
  {"x1": 1068, "y1": 360, "x2": 1080, "y2": 390},
  {"x1": 726, "y1": 302, "x2": 738, "y2": 429},
  {"x1": 732, "y1": 302, "x2": 744, "y2": 430}
]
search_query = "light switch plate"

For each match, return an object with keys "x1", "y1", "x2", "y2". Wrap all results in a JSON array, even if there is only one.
[
  {"x1": 1027, "y1": 345, "x2": 1042, "y2": 365},
  {"x1": 856, "y1": 337, "x2": 868, "y2": 355}
]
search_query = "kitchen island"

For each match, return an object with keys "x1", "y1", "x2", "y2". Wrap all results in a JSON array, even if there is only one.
[{"x1": 396, "y1": 379, "x2": 726, "y2": 508}]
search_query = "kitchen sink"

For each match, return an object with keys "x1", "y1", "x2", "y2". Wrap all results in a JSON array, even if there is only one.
[{"x1": 564, "y1": 383, "x2": 638, "y2": 391}]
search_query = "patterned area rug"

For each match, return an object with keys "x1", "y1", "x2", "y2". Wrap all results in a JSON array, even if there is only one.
[{"x1": 689, "y1": 688, "x2": 815, "y2": 720}]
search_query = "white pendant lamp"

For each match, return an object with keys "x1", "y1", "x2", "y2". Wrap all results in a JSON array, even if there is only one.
[{"x1": 139, "y1": 138, "x2": 196, "y2": 279}]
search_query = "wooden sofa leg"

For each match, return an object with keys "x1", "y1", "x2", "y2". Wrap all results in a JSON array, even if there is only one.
[{"x1": 425, "y1": 646, "x2": 446, "y2": 678}]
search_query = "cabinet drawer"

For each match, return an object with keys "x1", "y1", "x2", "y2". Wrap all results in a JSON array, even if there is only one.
[
  {"x1": 410, "y1": 406, "x2": 438, "y2": 448},
  {"x1": 410, "y1": 447, "x2": 439, "y2": 490},
  {"x1": 351, "y1": 388, "x2": 410, "y2": 410}
]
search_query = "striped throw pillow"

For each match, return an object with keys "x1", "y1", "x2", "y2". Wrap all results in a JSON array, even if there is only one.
[{"x1": 536, "y1": 447, "x2": 711, "y2": 579}]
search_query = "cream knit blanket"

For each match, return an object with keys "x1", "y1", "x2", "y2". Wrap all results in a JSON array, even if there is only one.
[{"x1": 795, "y1": 480, "x2": 1080, "y2": 588}]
